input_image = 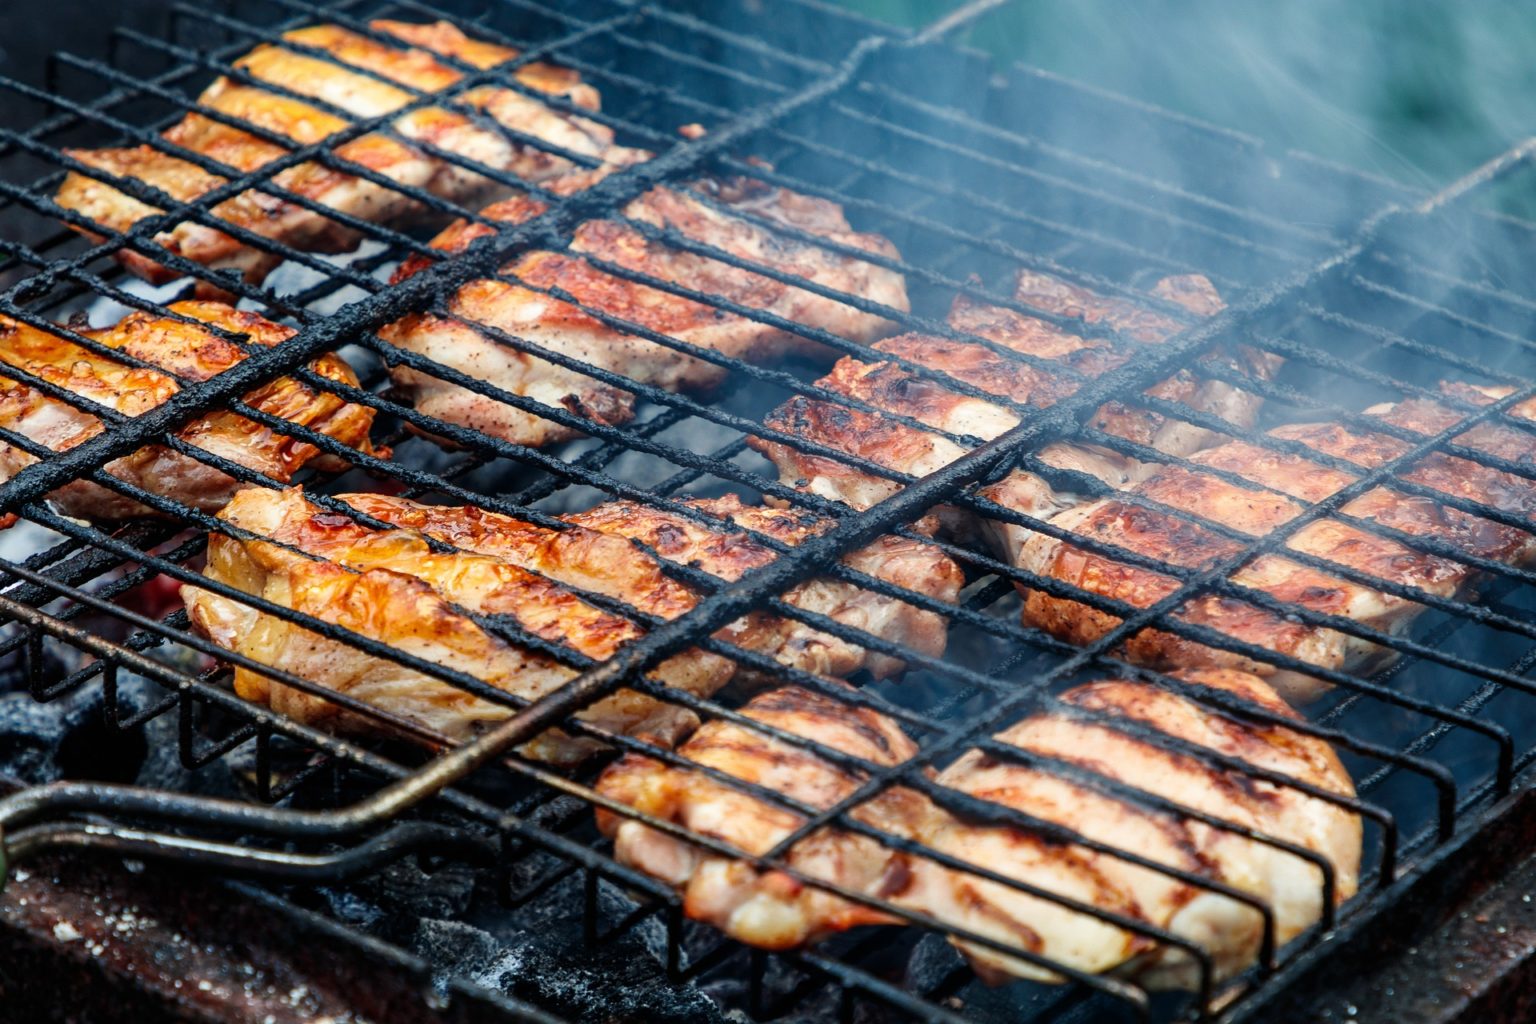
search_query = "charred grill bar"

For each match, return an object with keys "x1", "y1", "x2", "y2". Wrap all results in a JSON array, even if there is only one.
[{"x1": 0, "y1": 0, "x2": 1533, "y2": 1021}]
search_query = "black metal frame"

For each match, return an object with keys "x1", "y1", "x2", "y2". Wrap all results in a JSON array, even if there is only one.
[{"x1": 0, "y1": 1, "x2": 1534, "y2": 1022}]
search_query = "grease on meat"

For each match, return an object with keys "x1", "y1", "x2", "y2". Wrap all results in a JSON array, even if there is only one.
[
  {"x1": 0, "y1": 301, "x2": 379, "y2": 521},
  {"x1": 563, "y1": 494, "x2": 962, "y2": 681},
  {"x1": 1015, "y1": 386, "x2": 1536, "y2": 700},
  {"x1": 281, "y1": 491, "x2": 961, "y2": 683},
  {"x1": 381, "y1": 171, "x2": 909, "y2": 447},
  {"x1": 906, "y1": 669, "x2": 1359, "y2": 989},
  {"x1": 751, "y1": 271, "x2": 1267, "y2": 530},
  {"x1": 182, "y1": 487, "x2": 729, "y2": 764},
  {"x1": 595, "y1": 683, "x2": 934, "y2": 948},
  {"x1": 56, "y1": 20, "x2": 613, "y2": 288}
]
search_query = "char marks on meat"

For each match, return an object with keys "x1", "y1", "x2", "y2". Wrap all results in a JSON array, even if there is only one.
[
  {"x1": 381, "y1": 167, "x2": 909, "y2": 447},
  {"x1": 0, "y1": 301, "x2": 379, "y2": 521},
  {"x1": 1014, "y1": 385, "x2": 1536, "y2": 700},
  {"x1": 56, "y1": 20, "x2": 613, "y2": 290}
]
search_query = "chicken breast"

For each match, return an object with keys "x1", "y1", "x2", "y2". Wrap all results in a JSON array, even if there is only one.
[
  {"x1": 181, "y1": 486, "x2": 730, "y2": 764},
  {"x1": 380, "y1": 171, "x2": 909, "y2": 447},
  {"x1": 56, "y1": 20, "x2": 613, "y2": 289},
  {"x1": 325, "y1": 491, "x2": 959, "y2": 682},
  {"x1": 751, "y1": 272, "x2": 1270, "y2": 536},
  {"x1": 1014, "y1": 385, "x2": 1536, "y2": 701},
  {"x1": 0, "y1": 301, "x2": 378, "y2": 521},
  {"x1": 562, "y1": 495, "x2": 963, "y2": 680},
  {"x1": 595, "y1": 670, "x2": 1359, "y2": 990},
  {"x1": 594, "y1": 683, "x2": 934, "y2": 948},
  {"x1": 906, "y1": 669, "x2": 1359, "y2": 990}
]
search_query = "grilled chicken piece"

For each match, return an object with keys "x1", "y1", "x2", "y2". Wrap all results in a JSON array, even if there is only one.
[
  {"x1": 56, "y1": 20, "x2": 612, "y2": 289},
  {"x1": 907, "y1": 669, "x2": 1359, "y2": 989},
  {"x1": 0, "y1": 301, "x2": 378, "y2": 521},
  {"x1": 563, "y1": 495, "x2": 963, "y2": 680},
  {"x1": 1015, "y1": 385, "x2": 1536, "y2": 701},
  {"x1": 595, "y1": 670, "x2": 1358, "y2": 986},
  {"x1": 182, "y1": 487, "x2": 731, "y2": 764},
  {"x1": 595, "y1": 683, "x2": 934, "y2": 948},
  {"x1": 380, "y1": 170, "x2": 909, "y2": 448},
  {"x1": 751, "y1": 272, "x2": 1271, "y2": 533},
  {"x1": 325, "y1": 491, "x2": 960, "y2": 682}
]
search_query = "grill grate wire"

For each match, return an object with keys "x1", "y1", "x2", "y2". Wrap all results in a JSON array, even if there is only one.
[{"x1": 0, "y1": 1, "x2": 1533, "y2": 1022}]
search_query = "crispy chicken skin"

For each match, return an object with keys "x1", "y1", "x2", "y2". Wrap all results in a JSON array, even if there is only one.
[
  {"x1": 272, "y1": 491, "x2": 960, "y2": 683},
  {"x1": 56, "y1": 20, "x2": 612, "y2": 289},
  {"x1": 1015, "y1": 386, "x2": 1536, "y2": 701},
  {"x1": 596, "y1": 670, "x2": 1358, "y2": 987},
  {"x1": 595, "y1": 683, "x2": 934, "y2": 948},
  {"x1": 380, "y1": 170, "x2": 909, "y2": 448},
  {"x1": 562, "y1": 495, "x2": 963, "y2": 680},
  {"x1": 906, "y1": 669, "x2": 1359, "y2": 989},
  {"x1": 751, "y1": 271, "x2": 1271, "y2": 531},
  {"x1": 0, "y1": 301, "x2": 378, "y2": 521},
  {"x1": 182, "y1": 487, "x2": 730, "y2": 764}
]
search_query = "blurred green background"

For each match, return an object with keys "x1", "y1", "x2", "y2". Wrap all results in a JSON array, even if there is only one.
[{"x1": 842, "y1": 0, "x2": 1536, "y2": 191}]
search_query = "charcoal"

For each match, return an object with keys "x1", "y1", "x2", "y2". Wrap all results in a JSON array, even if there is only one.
[
  {"x1": 0, "y1": 689, "x2": 81, "y2": 784},
  {"x1": 411, "y1": 917, "x2": 730, "y2": 1024},
  {"x1": 905, "y1": 931, "x2": 967, "y2": 994},
  {"x1": 310, "y1": 885, "x2": 388, "y2": 932},
  {"x1": 0, "y1": 641, "x2": 68, "y2": 696},
  {"x1": 359, "y1": 856, "x2": 481, "y2": 925},
  {"x1": 0, "y1": 678, "x2": 150, "y2": 785},
  {"x1": 478, "y1": 870, "x2": 660, "y2": 959}
]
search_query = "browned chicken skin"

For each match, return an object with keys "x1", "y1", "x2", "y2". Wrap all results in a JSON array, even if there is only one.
[
  {"x1": 338, "y1": 491, "x2": 960, "y2": 681},
  {"x1": 904, "y1": 669, "x2": 1359, "y2": 989},
  {"x1": 751, "y1": 271, "x2": 1272, "y2": 534},
  {"x1": 562, "y1": 495, "x2": 963, "y2": 680},
  {"x1": 182, "y1": 486, "x2": 728, "y2": 764},
  {"x1": 184, "y1": 487, "x2": 961, "y2": 761},
  {"x1": 1015, "y1": 385, "x2": 1536, "y2": 701},
  {"x1": 381, "y1": 169, "x2": 909, "y2": 447},
  {"x1": 596, "y1": 670, "x2": 1359, "y2": 989},
  {"x1": 56, "y1": 20, "x2": 613, "y2": 288},
  {"x1": 595, "y1": 683, "x2": 933, "y2": 948},
  {"x1": 0, "y1": 301, "x2": 378, "y2": 521}
]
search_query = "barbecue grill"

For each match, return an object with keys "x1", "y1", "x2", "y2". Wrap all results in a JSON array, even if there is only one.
[{"x1": 1, "y1": 0, "x2": 1536, "y2": 1021}]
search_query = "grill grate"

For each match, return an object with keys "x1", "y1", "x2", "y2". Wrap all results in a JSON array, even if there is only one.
[{"x1": 0, "y1": 1, "x2": 1534, "y2": 1021}]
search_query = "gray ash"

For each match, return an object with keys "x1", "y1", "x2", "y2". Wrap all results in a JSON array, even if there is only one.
[
  {"x1": 412, "y1": 917, "x2": 728, "y2": 1024},
  {"x1": 299, "y1": 859, "x2": 730, "y2": 1024}
]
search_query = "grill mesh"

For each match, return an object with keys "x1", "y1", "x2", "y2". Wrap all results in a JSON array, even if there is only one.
[{"x1": 0, "y1": 1, "x2": 1535, "y2": 1021}]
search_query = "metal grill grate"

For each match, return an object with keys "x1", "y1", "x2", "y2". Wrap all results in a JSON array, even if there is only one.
[{"x1": 0, "y1": 1, "x2": 1535, "y2": 1021}]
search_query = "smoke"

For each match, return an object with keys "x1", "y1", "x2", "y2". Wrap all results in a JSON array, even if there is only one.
[{"x1": 862, "y1": 0, "x2": 1536, "y2": 196}]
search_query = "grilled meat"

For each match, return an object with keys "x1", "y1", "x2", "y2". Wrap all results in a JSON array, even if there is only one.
[
  {"x1": 1014, "y1": 385, "x2": 1536, "y2": 701},
  {"x1": 56, "y1": 20, "x2": 612, "y2": 289},
  {"x1": 595, "y1": 683, "x2": 934, "y2": 948},
  {"x1": 0, "y1": 301, "x2": 378, "y2": 521},
  {"x1": 277, "y1": 491, "x2": 960, "y2": 683},
  {"x1": 182, "y1": 486, "x2": 730, "y2": 764},
  {"x1": 595, "y1": 669, "x2": 1358, "y2": 987},
  {"x1": 381, "y1": 171, "x2": 909, "y2": 447},
  {"x1": 906, "y1": 669, "x2": 1359, "y2": 989},
  {"x1": 563, "y1": 495, "x2": 963, "y2": 680},
  {"x1": 751, "y1": 272, "x2": 1272, "y2": 535}
]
